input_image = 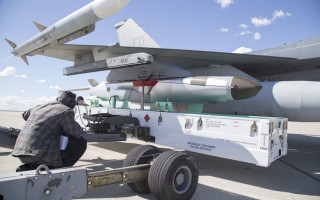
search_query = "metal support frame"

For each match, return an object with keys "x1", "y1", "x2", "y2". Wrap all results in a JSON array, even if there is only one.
[
  {"x1": 141, "y1": 80, "x2": 145, "y2": 110},
  {"x1": 87, "y1": 164, "x2": 150, "y2": 190},
  {"x1": 0, "y1": 166, "x2": 87, "y2": 200},
  {"x1": 81, "y1": 132, "x2": 126, "y2": 142},
  {"x1": 0, "y1": 163, "x2": 151, "y2": 200}
]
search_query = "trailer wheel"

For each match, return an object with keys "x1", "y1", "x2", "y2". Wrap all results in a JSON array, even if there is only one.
[
  {"x1": 148, "y1": 151, "x2": 198, "y2": 200},
  {"x1": 123, "y1": 145, "x2": 162, "y2": 193}
]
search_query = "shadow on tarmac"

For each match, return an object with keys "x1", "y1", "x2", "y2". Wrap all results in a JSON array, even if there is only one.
[
  {"x1": 84, "y1": 131, "x2": 320, "y2": 198},
  {"x1": 0, "y1": 144, "x2": 256, "y2": 200},
  {"x1": 80, "y1": 184, "x2": 257, "y2": 200},
  {"x1": 79, "y1": 145, "x2": 257, "y2": 200}
]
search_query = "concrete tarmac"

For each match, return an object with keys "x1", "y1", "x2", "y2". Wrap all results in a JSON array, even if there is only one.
[{"x1": 0, "y1": 110, "x2": 319, "y2": 200}]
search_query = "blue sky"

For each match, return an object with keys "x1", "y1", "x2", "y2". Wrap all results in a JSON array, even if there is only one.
[{"x1": 0, "y1": 0, "x2": 319, "y2": 110}]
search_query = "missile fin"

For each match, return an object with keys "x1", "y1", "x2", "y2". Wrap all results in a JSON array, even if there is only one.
[
  {"x1": 21, "y1": 55, "x2": 29, "y2": 65},
  {"x1": 88, "y1": 79, "x2": 99, "y2": 87},
  {"x1": 49, "y1": 40, "x2": 58, "y2": 50},
  {"x1": 5, "y1": 38, "x2": 17, "y2": 48},
  {"x1": 32, "y1": 21, "x2": 48, "y2": 32}
]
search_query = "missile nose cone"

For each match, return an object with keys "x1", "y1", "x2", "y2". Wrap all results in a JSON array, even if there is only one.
[
  {"x1": 93, "y1": 0, "x2": 130, "y2": 19},
  {"x1": 230, "y1": 77, "x2": 262, "y2": 100}
]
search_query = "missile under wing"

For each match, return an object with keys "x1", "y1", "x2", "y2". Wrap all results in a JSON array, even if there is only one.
[
  {"x1": 5, "y1": 0, "x2": 130, "y2": 65},
  {"x1": 6, "y1": 5, "x2": 320, "y2": 122}
]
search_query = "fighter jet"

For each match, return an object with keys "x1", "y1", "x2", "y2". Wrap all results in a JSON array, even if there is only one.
[
  {"x1": 85, "y1": 19, "x2": 320, "y2": 122},
  {"x1": 6, "y1": 2, "x2": 320, "y2": 122}
]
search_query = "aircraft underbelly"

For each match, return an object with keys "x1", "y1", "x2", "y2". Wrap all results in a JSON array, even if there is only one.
[{"x1": 203, "y1": 81, "x2": 320, "y2": 122}]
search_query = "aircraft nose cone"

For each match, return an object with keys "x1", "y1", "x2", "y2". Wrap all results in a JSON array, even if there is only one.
[{"x1": 230, "y1": 77, "x2": 262, "y2": 100}]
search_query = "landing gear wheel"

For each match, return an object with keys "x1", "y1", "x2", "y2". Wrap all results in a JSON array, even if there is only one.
[
  {"x1": 148, "y1": 151, "x2": 199, "y2": 200},
  {"x1": 122, "y1": 145, "x2": 162, "y2": 193}
]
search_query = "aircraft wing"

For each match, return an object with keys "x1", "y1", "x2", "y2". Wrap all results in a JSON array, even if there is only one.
[
  {"x1": 28, "y1": 44, "x2": 103, "y2": 62},
  {"x1": 35, "y1": 44, "x2": 317, "y2": 79}
]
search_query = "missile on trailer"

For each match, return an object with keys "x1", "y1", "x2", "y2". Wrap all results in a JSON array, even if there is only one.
[
  {"x1": 5, "y1": 0, "x2": 130, "y2": 65},
  {"x1": 89, "y1": 76, "x2": 262, "y2": 103},
  {"x1": 149, "y1": 76, "x2": 262, "y2": 102}
]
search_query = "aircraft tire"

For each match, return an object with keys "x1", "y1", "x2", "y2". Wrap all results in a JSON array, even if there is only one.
[
  {"x1": 148, "y1": 151, "x2": 199, "y2": 200},
  {"x1": 122, "y1": 145, "x2": 162, "y2": 193}
]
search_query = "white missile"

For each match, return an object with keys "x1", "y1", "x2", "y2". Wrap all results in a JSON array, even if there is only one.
[
  {"x1": 88, "y1": 76, "x2": 262, "y2": 103},
  {"x1": 149, "y1": 76, "x2": 262, "y2": 102},
  {"x1": 5, "y1": 0, "x2": 130, "y2": 65}
]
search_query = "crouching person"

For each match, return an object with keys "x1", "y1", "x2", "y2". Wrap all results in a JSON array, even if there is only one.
[{"x1": 12, "y1": 91, "x2": 87, "y2": 172}]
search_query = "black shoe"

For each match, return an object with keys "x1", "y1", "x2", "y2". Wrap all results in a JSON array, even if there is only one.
[{"x1": 16, "y1": 163, "x2": 35, "y2": 172}]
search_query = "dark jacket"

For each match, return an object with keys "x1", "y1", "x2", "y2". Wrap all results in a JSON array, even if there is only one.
[{"x1": 12, "y1": 94, "x2": 84, "y2": 166}]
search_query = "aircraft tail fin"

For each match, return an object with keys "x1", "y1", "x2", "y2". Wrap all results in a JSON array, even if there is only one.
[
  {"x1": 32, "y1": 21, "x2": 48, "y2": 32},
  {"x1": 114, "y1": 18, "x2": 160, "y2": 48},
  {"x1": 5, "y1": 38, "x2": 17, "y2": 48},
  {"x1": 5, "y1": 38, "x2": 29, "y2": 65},
  {"x1": 21, "y1": 55, "x2": 29, "y2": 65},
  {"x1": 88, "y1": 79, "x2": 99, "y2": 87}
]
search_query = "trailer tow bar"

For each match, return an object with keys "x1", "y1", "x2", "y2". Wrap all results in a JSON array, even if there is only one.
[
  {"x1": 0, "y1": 163, "x2": 151, "y2": 200},
  {"x1": 0, "y1": 145, "x2": 199, "y2": 200},
  {"x1": 87, "y1": 164, "x2": 151, "y2": 190}
]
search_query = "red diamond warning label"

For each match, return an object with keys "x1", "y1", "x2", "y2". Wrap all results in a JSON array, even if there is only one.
[{"x1": 144, "y1": 114, "x2": 150, "y2": 122}]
